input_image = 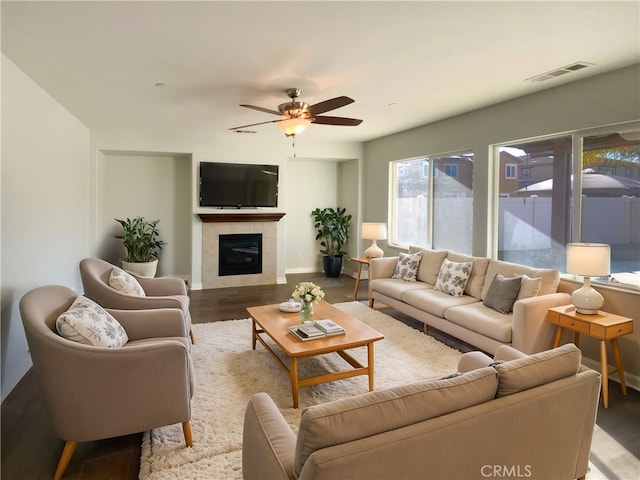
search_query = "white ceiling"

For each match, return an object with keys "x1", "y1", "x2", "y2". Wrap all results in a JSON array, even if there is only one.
[{"x1": 2, "y1": 1, "x2": 639, "y2": 143}]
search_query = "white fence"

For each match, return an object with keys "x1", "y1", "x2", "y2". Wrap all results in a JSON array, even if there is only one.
[{"x1": 499, "y1": 196, "x2": 640, "y2": 251}]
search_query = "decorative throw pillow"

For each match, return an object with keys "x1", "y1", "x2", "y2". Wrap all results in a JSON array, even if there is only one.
[
  {"x1": 483, "y1": 274, "x2": 522, "y2": 314},
  {"x1": 56, "y1": 296, "x2": 128, "y2": 347},
  {"x1": 515, "y1": 274, "x2": 542, "y2": 301},
  {"x1": 433, "y1": 259, "x2": 473, "y2": 296},
  {"x1": 109, "y1": 267, "x2": 146, "y2": 296},
  {"x1": 391, "y1": 252, "x2": 423, "y2": 282}
]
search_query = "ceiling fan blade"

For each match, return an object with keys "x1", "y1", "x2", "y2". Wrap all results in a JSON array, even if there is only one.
[
  {"x1": 240, "y1": 104, "x2": 282, "y2": 116},
  {"x1": 229, "y1": 119, "x2": 280, "y2": 130},
  {"x1": 312, "y1": 116, "x2": 363, "y2": 126},
  {"x1": 307, "y1": 96, "x2": 354, "y2": 116}
]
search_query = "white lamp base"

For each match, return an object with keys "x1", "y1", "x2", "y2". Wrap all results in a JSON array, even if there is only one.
[
  {"x1": 364, "y1": 240, "x2": 383, "y2": 259},
  {"x1": 571, "y1": 277, "x2": 604, "y2": 314}
]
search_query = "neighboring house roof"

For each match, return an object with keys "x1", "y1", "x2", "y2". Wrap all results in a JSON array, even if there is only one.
[{"x1": 512, "y1": 173, "x2": 640, "y2": 197}]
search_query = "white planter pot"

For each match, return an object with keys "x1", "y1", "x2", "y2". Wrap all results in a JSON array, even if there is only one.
[{"x1": 121, "y1": 259, "x2": 158, "y2": 278}]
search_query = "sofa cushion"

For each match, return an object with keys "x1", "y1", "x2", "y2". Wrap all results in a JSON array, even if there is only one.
[
  {"x1": 434, "y1": 259, "x2": 473, "y2": 296},
  {"x1": 294, "y1": 367, "x2": 498, "y2": 476},
  {"x1": 447, "y1": 253, "x2": 490, "y2": 298},
  {"x1": 482, "y1": 259, "x2": 559, "y2": 298},
  {"x1": 494, "y1": 343, "x2": 582, "y2": 397},
  {"x1": 402, "y1": 288, "x2": 479, "y2": 318},
  {"x1": 445, "y1": 302, "x2": 513, "y2": 343},
  {"x1": 392, "y1": 252, "x2": 423, "y2": 282},
  {"x1": 369, "y1": 278, "x2": 430, "y2": 300},
  {"x1": 483, "y1": 273, "x2": 522, "y2": 314},
  {"x1": 109, "y1": 267, "x2": 146, "y2": 296},
  {"x1": 409, "y1": 246, "x2": 448, "y2": 285},
  {"x1": 515, "y1": 274, "x2": 542, "y2": 301},
  {"x1": 56, "y1": 296, "x2": 129, "y2": 348}
]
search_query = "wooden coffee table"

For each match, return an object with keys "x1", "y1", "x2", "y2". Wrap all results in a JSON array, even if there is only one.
[{"x1": 247, "y1": 300, "x2": 384, "y2": 408}]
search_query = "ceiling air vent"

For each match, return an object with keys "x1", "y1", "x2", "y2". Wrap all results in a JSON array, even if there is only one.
[{"x1": 526, "y1": 62, "x2": 594, "y2": 83}]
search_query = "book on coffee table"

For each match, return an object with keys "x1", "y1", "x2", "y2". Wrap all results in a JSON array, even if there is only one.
[
  {"x1": 288, "y1": 320, "x2": 345, "y2": 341},
  {"x1": 314, "y1": 319, "x2": 345, "y2": 334}
]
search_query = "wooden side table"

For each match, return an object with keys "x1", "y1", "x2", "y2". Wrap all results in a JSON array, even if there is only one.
[
  {"x1": 350, "y1": 257, "x2": 371, "y2": 300},
  {"x1": 547, "y1": 305, "x2": 633, "y2": 409}
]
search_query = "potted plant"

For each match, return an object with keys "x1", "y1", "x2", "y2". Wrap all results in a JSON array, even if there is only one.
[
  {"x1": 311, "y1": 207, "x2": 352, "y2": 277},
  {"x1": 115, "y1": 216, "x2": 166, "y2": 277}
]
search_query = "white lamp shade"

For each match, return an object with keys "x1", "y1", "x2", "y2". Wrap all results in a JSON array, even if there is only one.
[
  {"x1": 566, "y1": 243, "x2": 610, "y2": 276},
  {"x1": 362, "y1": 223, "x2": 387, "y2": 240},
  {"x1": 362, "y1": 223, "x2": 387, "y2": 258},
  {"x1": 566, "y1": 243, "x2": 610, "y2": 314}
]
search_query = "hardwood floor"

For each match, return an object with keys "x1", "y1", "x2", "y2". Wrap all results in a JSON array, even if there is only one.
[{"x1": 2, "y1": 273, "x2": 638, "y2": 479}]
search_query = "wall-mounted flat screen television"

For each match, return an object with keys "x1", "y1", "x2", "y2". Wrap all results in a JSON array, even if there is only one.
[{"x1": 199, "y1": 162, "x2": 279, "y2": 208}]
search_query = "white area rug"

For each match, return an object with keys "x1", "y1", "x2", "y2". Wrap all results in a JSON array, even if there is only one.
[{"x1": 139, "y1": 301, "x2": 463, "y2": 480}]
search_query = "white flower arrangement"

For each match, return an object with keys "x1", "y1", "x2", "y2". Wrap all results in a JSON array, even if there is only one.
[{"x1": 291, "y1": 282, "x2": 325, "y2": 304}]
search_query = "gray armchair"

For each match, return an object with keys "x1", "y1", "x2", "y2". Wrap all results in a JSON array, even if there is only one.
[
  {"x1": 79, "y1": 257, "x2": 194, "y2": 343},
  {"x1": 19, "y1": 285, "x2": 195, "y2": 480}
]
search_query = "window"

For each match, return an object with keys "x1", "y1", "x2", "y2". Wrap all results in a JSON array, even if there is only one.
[
  {"x1": 390, "y1": 153, "x2": 473, "y2": 254},
  {"x1": 505, "y1": 164, "x2": 517, "y2": 179},
  {"x1": 495, "y1": 124, "x2": 640, "y2": 287},
  {"x1": 390, "y1": 158, "x2": 428, "y2": 248},
  {"x1": 580, "y1": 130, "x2": 640, "y2": 286},
  {"x1": 496, "y1": 136, "x2": 572, "y2": 272}
]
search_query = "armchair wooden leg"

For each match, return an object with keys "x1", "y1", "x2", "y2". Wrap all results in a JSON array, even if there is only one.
[
  {"x1": 182, "y1": 421, "x2": 193, "y2": 447},
  {"x1": 189, "y1": 328, "x2": 195, "y2": 344},
  {"x1": 53, "y1": 440, "x2": 77, "y2": 480}
]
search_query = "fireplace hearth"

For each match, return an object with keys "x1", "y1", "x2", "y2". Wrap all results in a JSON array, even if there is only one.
[{"x1": 218, "y1": 233, "x2": 262, "y2": 276}]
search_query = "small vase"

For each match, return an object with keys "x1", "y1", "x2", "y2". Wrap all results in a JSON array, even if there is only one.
[{"x1": 299, "y1": 301, "x2": 313, "y2": 323}]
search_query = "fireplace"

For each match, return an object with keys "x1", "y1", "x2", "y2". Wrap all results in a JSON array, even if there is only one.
[
  {"x1": 200, "y1": 212, "x2": 284, "y2": 289},
  {"x1": 218, "y1": 233, "x2": 262, "y2": 276}
]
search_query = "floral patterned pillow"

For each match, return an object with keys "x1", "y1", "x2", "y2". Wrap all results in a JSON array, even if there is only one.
[
  {"x1": 434, "y1": 258, "x2": 473, "y2": 296},
  {"x1": 392, "y1": 252, "x2": 423, "y2": 282},
  {"x1": 109, "y1": 267, "x2": 146, "y2": 296},
  {"x1": 56, "y1": 296, "x2": 128, "y2": 347}
]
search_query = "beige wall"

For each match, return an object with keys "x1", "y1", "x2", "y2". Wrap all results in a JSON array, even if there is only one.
[{"x1": 1, "y1": 55, "x2": 91, "y2": 400}]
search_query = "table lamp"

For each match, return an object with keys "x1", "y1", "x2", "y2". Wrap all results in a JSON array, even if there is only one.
[
  {"x1": 362, "y1": 223, "x2": 387, "y2": 258},
  {"x1": 566, "y1": 243, "x2": 610, "y2": 314}
]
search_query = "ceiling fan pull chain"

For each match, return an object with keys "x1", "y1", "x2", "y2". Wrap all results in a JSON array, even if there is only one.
[{"x1": 292, "y1": 135, "x2": 297, "y2": 158}]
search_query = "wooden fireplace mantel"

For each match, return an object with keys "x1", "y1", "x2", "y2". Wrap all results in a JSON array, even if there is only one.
[{"x1": 198, "y1": 212, "x2": 286, "y2": 223}]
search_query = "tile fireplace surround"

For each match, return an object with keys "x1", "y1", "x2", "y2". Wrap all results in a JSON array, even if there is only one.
[{"x1": 199, "y1": 213, "x2": 284, "y2": 289}]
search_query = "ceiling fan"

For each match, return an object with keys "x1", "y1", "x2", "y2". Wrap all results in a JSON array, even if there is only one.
[{"x1": 230, "y1": 88, "x2": 363, "y2": 136}]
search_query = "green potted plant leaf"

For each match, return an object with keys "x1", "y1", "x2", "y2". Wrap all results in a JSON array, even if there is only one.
[
  {"x1": 115, "y1": 216, "x2": 166, "y2": 277},
  {"x1": 311, "y1": 207, "x2": 352, "y2": 277}
]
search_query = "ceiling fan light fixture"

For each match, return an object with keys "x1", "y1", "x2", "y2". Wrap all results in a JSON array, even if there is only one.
[{"x1": 277, "y1": 117, "x2": 311, "y2": 137}]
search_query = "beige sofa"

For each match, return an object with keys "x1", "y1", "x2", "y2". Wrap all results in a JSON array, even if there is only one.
[
  {"x1": 242, "y1": 343, "x2": 600, "y2": 480},
  {"x1": 368, "y1": 247, "x2": 571, "y2": 354}
]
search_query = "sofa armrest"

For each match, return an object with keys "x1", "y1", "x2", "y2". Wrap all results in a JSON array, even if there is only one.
[
  {"x1": 457, "y1": 351, "x2": 493, "y2": 373},
  {"x1": 243, "y1": 393, "x2": 296, "y2": 480},
  {"x1": 512, "y1": 292, "x2": 571, "y2": 354},
  {"x1": 369, "y1": 256, "x2": 398, "y2": 280},
  {"x1": 136, "y1": 276, "x2": 188, "y2": 296},
  {"x1": 493, "y1": 345, "x2": 527, "y2": 362},
  {"x1": 109, "y1": 308, "x2": 188, "y2": 340}
]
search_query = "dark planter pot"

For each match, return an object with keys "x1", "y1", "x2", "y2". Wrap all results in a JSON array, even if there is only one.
[{"x1": 322, "y1": 255, "x2": 343, "y2": 277}]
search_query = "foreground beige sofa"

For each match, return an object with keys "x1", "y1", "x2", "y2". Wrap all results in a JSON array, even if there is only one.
[
  {"x1": 369, "y1": 247, "x2": 572, "y2": 354},
  {"x1": 242, "y1": 343, "x2": 600, "y2": 480}
]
